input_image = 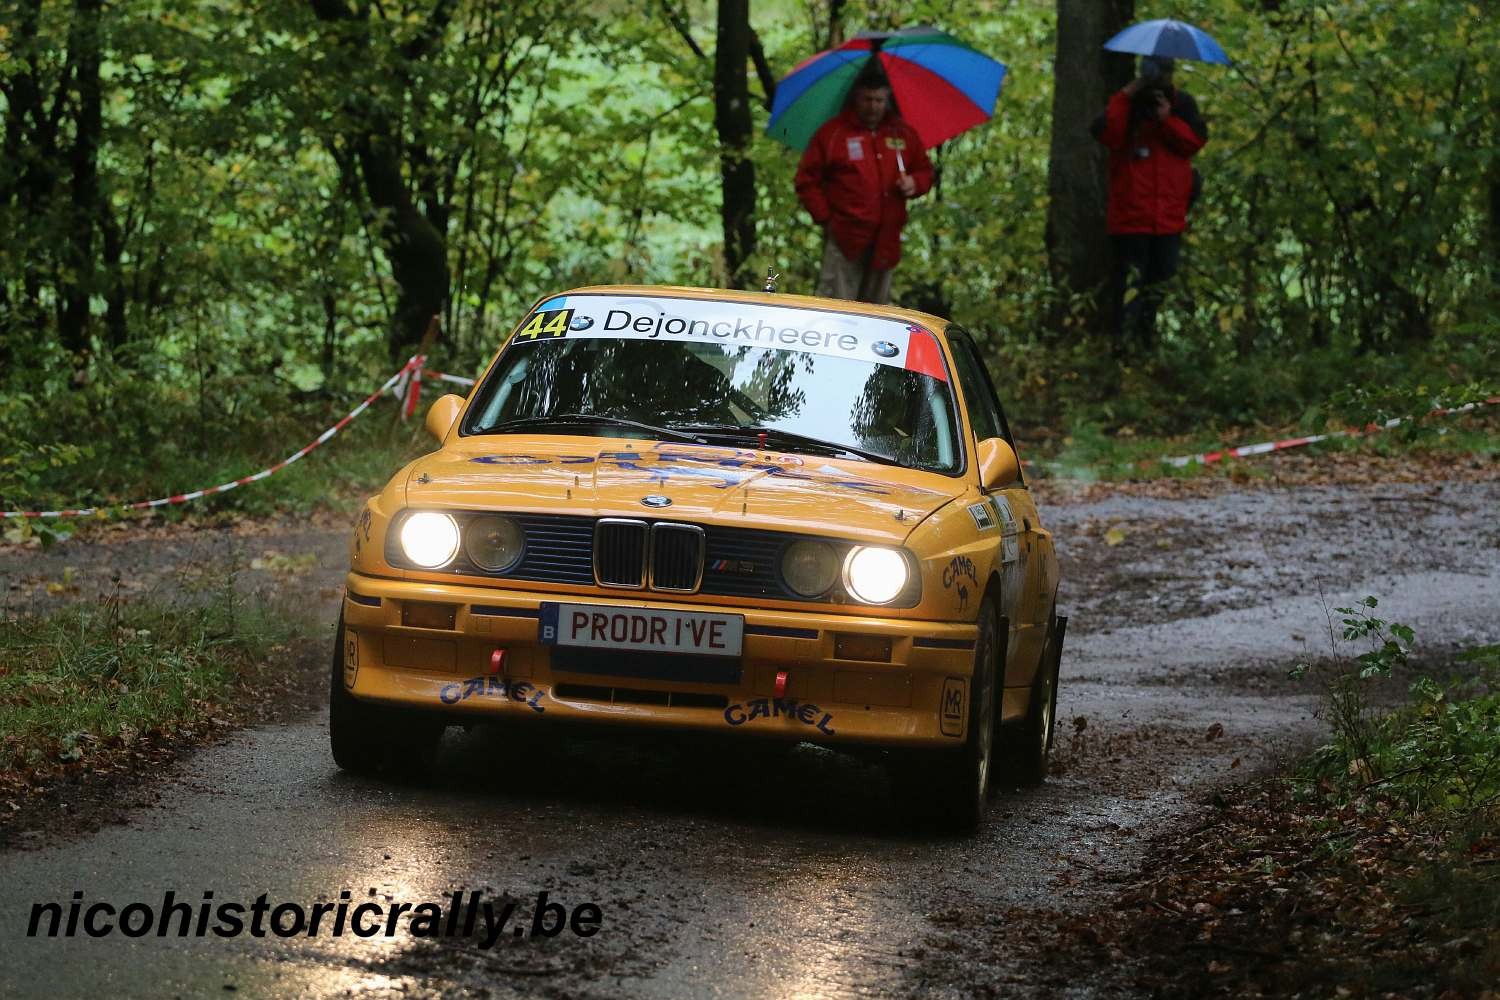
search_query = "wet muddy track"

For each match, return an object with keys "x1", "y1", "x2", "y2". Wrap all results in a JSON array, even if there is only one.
[{"x1": 2, "y1": 479, "x2": 1498, "y2": 998}]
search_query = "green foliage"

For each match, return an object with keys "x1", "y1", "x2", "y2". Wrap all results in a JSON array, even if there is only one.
[
  {"x1": 0, "y1": 354, "x2": 429, "y2": 521},
  {"x1": 1340, "y1": 596, "x2": 1413, "y2": 680},
  {"x1": 1392, "y1": 645, "x2": 1500, "y2": 817},
  {"x1": 1330, "y1": 377, "x2": 1499, "y2": 442},
  {"x1": 1291, "y1": 595, "x2": 1413, "y2": 776},
  {"x1": 0, "y1": 397, "x2": 92, "y2": 546},
  {"x1": 0, "y1": 572, "x2": 302, "y2": 769},
  {"x1": 0, "y1": 438, "x2": 89, "y2": 510},
  {"x1": 1294, "y1": 600, "x2": 1500, "y2": 829},
  {"x1": 1178, "y1": 0, "x2": 1498, "y2": 335},
  {"x1": 1, "y1": 0, "x2": 1497, "y2": 511}
]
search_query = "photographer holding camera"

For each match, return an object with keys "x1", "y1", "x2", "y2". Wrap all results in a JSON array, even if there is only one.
[{"x1": 1091, "y1": 56, "x2": 1208, "y2": 353}]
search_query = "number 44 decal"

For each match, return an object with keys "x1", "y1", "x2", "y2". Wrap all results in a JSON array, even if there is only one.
[{"x1": 515, "y1": 308, "x2": 574, "y2": 341}]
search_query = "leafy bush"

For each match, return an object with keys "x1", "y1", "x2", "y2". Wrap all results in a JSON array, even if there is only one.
[
  {"x1": 0, "y1": 360, "x2": 430, "y2": 522},
  {"x1": 1294, "y1": 599, "x2": 1500, "y2": 828}
]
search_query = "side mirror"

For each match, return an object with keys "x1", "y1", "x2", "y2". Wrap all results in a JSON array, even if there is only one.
[
  {"x1": 976, "y1": 437, "x2": 1020, "y2": 490},
  {"x1": 425, "y1": 394, "x2": 464, "y2": 443}
]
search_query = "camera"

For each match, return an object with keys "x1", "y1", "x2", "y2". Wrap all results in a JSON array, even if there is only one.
[
  {"x1": 1132, "y1": 85, "x2": 1169, "y2": 120},
  {"x1": 1133, "y1": 56, "x2": 1174, "y2": 118}
]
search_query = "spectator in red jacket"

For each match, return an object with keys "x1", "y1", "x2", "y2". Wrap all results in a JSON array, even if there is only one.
[
  {"x1": 795, "y1": 75, "x2": 934, "y2": 304},
  {"x1": 1091, "y1": 56, "x2": 1208, "y2": 352}
]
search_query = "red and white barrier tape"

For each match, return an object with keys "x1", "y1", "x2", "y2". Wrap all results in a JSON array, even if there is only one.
[
  {"x1": 3, "y1": 356, "x2": 430, "y2": 519},
  {"x1": 393, "y1": 365, "x2": 476, "y2": 420},
  {"x1": 425, "y1": 370, "x2": 477, "y2": 387},
  {"x1": 4, "y1": 357, "x2": 1489, "y2": 516},
  {"x1": 1160, "y1": 397, "x2": 1500, "y2": 468}
]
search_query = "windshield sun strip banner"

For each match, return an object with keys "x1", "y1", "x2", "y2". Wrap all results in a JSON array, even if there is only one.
[{"x1": 507, "y1": 294, "x2": 949, "y2": 383}]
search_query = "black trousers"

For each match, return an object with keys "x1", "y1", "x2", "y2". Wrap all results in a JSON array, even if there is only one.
[{"x1": 1110, "y1": 233, "x2": 1181, "y2": 352}]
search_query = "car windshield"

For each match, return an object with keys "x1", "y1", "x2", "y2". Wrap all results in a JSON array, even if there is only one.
[{"x1": 462, "y1": 293, "x2": 962, "y2": 474}]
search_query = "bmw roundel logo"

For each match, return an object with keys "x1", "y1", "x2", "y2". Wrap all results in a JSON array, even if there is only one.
[
  {"x1": 570, "y1": 315, "x2": 594, "y2": 330},
  {"x1": 871, "y1": 340, "x2": 899, "y2": 358},
  {"x1": 640, "y1": 495, "x2": 672, "y2": 508}
]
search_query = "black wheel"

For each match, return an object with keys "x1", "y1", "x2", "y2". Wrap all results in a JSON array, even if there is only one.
[
  {"x1": 329, "y1": 612, "x2": 444, "y2": 778},
  {"x1": 1009, "y1": 613, "x2": 1066, "y2": 787},
  {"x1": 891, "y1": 597, "x2": 1001, "y2": 834}
]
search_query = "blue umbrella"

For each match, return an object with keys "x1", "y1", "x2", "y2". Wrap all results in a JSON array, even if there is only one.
[{"x1": 1103, "y1": 19, "x2": 1230, "y2": 64}]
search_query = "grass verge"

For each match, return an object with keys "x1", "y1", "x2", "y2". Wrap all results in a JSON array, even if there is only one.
[
  {"x1": 1024, "y1": 405, "x2": 1500, "y2": 484},
  {"x1": 0, "y1": 580, "x2": 307, "y2": 773}
]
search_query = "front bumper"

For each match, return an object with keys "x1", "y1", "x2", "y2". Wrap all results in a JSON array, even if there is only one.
[{"x1": 340, "y1": 572, "x2": 979, "y2": 748}]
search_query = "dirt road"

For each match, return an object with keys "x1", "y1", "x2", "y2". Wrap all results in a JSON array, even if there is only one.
[{"x1": 2, "y1": 479, "x2": 1497, "y2": 998}]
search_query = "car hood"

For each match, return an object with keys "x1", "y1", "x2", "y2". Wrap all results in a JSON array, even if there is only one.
[{"x1": 402, "y1": 435, "x2": 964, "y2": 545}]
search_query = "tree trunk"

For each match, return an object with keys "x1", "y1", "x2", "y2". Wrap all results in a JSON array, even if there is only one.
[
  {"x1": 100, "y1": 207, "x2": 127, "y2": 350},
  {"x1": 1044, "y1": 0, "x2": 1135, "y2": 339},
  {"x1": 308, "y1": 0, "x2": 452, "y2": 362},
  {"x1": 3, "y1": 0, "x2": 55, "y2": 351},
  {"x1": 59, "y1": 0, "x2": 105, "y2": 358},
  {"x1": 715, "y1": 0, "x2": 756, "y2": 289},
  {"x1": 824, "y1": 0, "x2": 846, "y2": 50},
  {"x1": 1488, "y1": 160, "x2": 1500, "y2": 294},
  {"x1": 321, "y1": 290, "x2": 338, "y2": 382},
  {"x1": 354, "y1": 132, "x2": 449, "y2": 361}
]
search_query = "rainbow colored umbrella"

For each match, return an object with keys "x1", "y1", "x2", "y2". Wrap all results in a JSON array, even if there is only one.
[{"x1": 767, "y1": 27, "x2": 1007, "y2": 152}]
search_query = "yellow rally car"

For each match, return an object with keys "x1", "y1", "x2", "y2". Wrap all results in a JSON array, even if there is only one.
[{"x1": 332, "y1": 285, "x2": 1064, "y2": 830}]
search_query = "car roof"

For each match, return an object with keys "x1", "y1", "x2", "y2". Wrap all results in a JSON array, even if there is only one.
[{"x1": 550, "y1": 284, "x2": 955, "y2": 341}]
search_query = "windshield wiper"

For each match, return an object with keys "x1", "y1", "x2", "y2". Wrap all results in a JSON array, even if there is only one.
[
  {"x1": 481, "y1": 414, "x2": 707, "y2": 444},
  {"x1": 676, "y1": 424, "x2": 902, "y2": 467}
]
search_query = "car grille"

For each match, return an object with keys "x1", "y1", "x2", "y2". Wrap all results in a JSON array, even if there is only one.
[
  {"x1": 649, "y1": 523, "x2": 704, "y2": 592},
  {"x1": 593, "y1": 519, "x2": 649, "y2": 588},
  {"x1": 700, "y1": 525, "x2": 788, "y2": 600},
  {"x1": 593, "y1": 519, "x2": 705, "y2": 593},
  {"x1": 509, "y1": 514, "x2": 596, "y2": 585}
]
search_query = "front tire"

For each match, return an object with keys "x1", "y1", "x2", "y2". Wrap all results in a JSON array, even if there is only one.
[
  {"x1": 1010, "y1": 613, "x2": 1066, "y2": 786},
  {"x1": 329, "y1": 612, "x2": 444, "y2": 778},
  {"x1": 891, "y1": 597, "x2": 1002, "y2": 833}
]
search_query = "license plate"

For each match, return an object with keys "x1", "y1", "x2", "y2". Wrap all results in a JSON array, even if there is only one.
[{"x1": 539, "y1": 603, "x2": 743, "y2": 658}]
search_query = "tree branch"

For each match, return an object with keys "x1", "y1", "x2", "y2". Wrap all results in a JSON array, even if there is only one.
[
  {"x1": 749, "y1": 28, "x2": 776, "y2": 110},
  {"x1": 661, "y1": 1, "x2": 706, "y2": 59},
  {"x1": 307, "y1": 0, "x2": 358, "y2": 22},
  {"x1": 400, "y1": 0, "x2": 457, "y2": 61}
]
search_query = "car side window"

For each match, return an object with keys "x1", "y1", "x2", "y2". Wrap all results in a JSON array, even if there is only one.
[{"x1": 947, "y1": 329, "x2": 1004, "y2": 444}]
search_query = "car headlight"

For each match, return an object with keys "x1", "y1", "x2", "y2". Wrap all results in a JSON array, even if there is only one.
[
  {"x1": 464, "y1": 515, "x2": 525, "y2": 572},
  {"x1": 782, "y1": 539, "x2": 839, "y2": 597},
  {"x1": 399, "y1": 511, "x2": 460, "y2": 568},
  {"x1": 844, "y1": 546, "x2": 909, "y2": 605}
]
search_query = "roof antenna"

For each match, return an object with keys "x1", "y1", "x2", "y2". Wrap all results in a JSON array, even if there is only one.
[{"x1": 763, "y1": 267, "x2": 780, "y2": 293}]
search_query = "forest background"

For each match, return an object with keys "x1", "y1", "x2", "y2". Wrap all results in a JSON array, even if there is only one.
[{"x1": 1, "y1": 0, "x2": 1496, "y2": 519}]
